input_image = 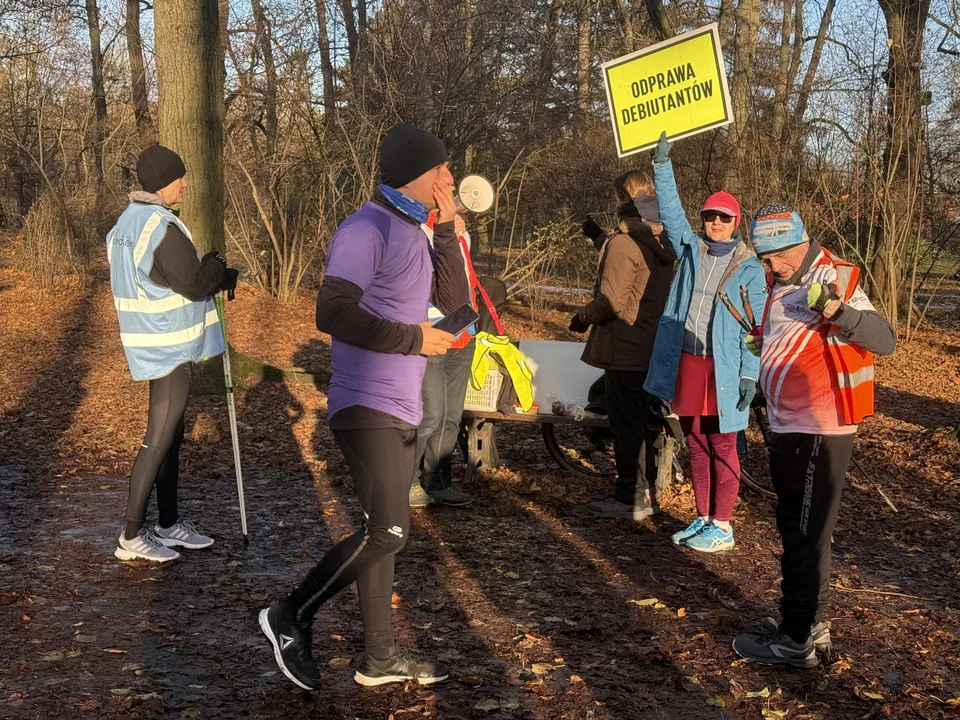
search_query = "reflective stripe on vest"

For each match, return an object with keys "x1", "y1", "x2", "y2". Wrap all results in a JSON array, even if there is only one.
[{"x1": 107, "y1": 203, "x2": 225, "y2": 381}]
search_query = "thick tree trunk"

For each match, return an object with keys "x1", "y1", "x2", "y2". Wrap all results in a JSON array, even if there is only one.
[
  {"x1": 155, "y1": 0, "x2": 226, "y2": 255},
  {"x1": 85, "y1": 0, "x2": 107, "y2": 187},
  {"x1": 125, "y1": 0, "x2": 153, "y2": 138},
  {"x1": 725, "y1": 0, "x2": 761, "y2": 198},
  {"x1": 872, "y1": 0, "x2": 930, "y2": 320},
  {"x1": 338, "y1": 0, "x2": 359, "y2": 67}
]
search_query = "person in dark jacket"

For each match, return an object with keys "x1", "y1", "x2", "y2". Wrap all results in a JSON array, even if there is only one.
[
  {"x1": 570, "y1": 170, "x2": 676, "y2": 519},
  {"x1": 107, "y1": 144, "x2": 239, "y2": 563}
]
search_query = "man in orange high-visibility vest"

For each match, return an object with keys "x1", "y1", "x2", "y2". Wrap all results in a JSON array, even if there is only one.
[{"x1": 733, "y1": 202, "x2": 897, "y2": 668}]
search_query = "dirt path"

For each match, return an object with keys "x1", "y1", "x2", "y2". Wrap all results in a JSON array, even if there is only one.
[{"x1": 1, "y1": 271, "x2": 958, "y2": 719}]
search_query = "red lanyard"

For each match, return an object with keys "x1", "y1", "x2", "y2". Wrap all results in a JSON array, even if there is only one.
[{"x1": 459, "y1": 234, "x2": 505, "y2": 335}]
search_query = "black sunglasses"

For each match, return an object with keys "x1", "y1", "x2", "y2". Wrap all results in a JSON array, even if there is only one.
[{"x1": 702, "y1": 211, "x2": 735, "y2": 223}]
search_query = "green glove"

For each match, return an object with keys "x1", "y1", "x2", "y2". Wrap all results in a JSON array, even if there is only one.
[
  {"x1": 736, "y1": 378, "x2": 757, "y2": 412},
  {"x1": 807, "y1": 282, "x2": 841, "y2": 315},
  {"x1": 744, "y1": 329, "x2": 762, "y2": 357},
  {"x1": 654, "y1": 131, "x2": 671, "y2": 165}
]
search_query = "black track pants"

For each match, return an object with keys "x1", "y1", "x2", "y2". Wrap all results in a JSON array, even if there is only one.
[
  {"x1": 605, "y1": 370, "x2": 657, "y2": 507},
  {"x1": 770, "y1": 431, "x2": 854, "y2": 643},
  {"x1": 124, "y1": 363, "x2": 189, "y2": 540},
  {"x1": 281, "y1": 406, "x2": 415, "y2": 660}
]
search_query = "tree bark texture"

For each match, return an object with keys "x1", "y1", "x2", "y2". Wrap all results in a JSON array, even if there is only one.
[
  {"x1": 726, "y1": 0, "x2": 761, "y2": 198},
  {"x1": 125, "y1": 0, "x2": 153, "y2": 138},
  {"x1": 315, "y1": 0, "x2": 337, "y2": 128},
  {"x1": 155, "y1": 0, "x2": 226, "y2": 255},
  {"x1": 644, "y1": 0, "x2": 674, "y2": 40},
  {"x1": 872, "y1": 0, "x2": 930, "y2": 320},
  {"x1": 577, "y1": 0, "x2": 592, "y2": 115},
  {"x1": 85, "y1": 0, "x2": 107, "y2": 186},
  {"x1": 612, "y1": 0, "x2": 635, "y2": 52},
  {"x1": 793, "y1": 0, "x2": 834, "y2": 128}
]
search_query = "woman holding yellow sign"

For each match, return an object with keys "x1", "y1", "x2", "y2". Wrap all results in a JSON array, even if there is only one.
[{"x1": 643, "y1": 132, "x2": 766, "y2": 553}]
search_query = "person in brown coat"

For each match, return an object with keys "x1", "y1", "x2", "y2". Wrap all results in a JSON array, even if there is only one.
[{"x1": 569, "y1": 170, "x2": 676, "y2": 519}]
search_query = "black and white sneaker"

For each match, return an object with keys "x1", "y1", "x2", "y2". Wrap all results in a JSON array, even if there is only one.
[
  {"x1": 760, "y1": 616, "x2": 831, "y2": 652},
  {"x1": 258, "y1": 605, "x2": 321, "y2": 690},
  {"x1": 354, "y1": 647, "x2": 450, "y2": 687},
  {"x1": 733, "y1": 626, "x2": 818, "y2": 668}
]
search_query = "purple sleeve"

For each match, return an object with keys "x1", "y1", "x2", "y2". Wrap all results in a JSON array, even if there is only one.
[{"x1": 324, "y1": 223, "x2": 382, "y2": 290}]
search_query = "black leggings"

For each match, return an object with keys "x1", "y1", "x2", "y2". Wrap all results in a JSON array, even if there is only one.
[
  {"x1": 281, "y1": 406, "x2": 415, "y2": 660},
  {"x1": 124, "y1": 363, "x2": 190, "y2": 540}
]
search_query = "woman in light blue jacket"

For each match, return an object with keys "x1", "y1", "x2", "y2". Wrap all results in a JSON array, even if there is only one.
[{"x1": 644, "y1": 133, "x2": 766, "y2": 553}]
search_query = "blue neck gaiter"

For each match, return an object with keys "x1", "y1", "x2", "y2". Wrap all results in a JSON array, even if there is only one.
[
  {"x1": 703, "y1": 231, "x2": 741, "y2": 257},
  {"x1": 378, "y1": 184, "x2": 430, "y2": 224}
]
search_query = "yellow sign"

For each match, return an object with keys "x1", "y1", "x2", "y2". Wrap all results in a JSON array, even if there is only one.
[{"x1": 602, "y1": 23, "x2": 732, "y2": 158}]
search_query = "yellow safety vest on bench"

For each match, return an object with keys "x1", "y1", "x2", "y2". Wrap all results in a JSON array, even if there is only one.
[{"x1": 471, "y1": 332, "x2": 535, "y2": 412}]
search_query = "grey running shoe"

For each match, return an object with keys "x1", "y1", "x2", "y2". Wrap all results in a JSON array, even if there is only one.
[
  {"x1": 354, "y1": 647, "x2": 449, "y2": 687},
  {"x1": 154, "y1": 519, "x2": 214, "y2": 549},
  {"x1": 259, "y1": 605, "x2": 321, "y2": 691},
  {"x1": 585, "y1": 497, "x2": 659, "y2": 520},
  {"x1": 409, "y1": 484, "x2": 433, "y2": 508},
  {"x1": 733, "y1": 626, "x2": 818, "y2": 668},
  {"x1": 115, "y1": 529, "x2": 180, "y2": 563},
  {"x1": 761, "y1": 617, "x2": 831, "y2": 652},
  {"x1": 426, "y1": 487, "x2": 474, "y2": 507}
]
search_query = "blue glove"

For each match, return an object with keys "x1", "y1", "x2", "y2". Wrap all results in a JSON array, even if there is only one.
[
  {"x1": 736, "y1": 378, "x2": 757, "y2": 412},
  {"x1": 654, "y1": 131, "x2": 671, "y2": 165}
]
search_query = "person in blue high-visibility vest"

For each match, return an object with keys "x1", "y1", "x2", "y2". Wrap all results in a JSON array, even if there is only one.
[{"x1": 107, "y1": 144, "x2": 239, "y2": 563}]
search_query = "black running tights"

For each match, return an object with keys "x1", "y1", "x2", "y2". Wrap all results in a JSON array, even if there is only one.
[
  {"x1": 281, "y1": 409, "x2": 415, "y2": 661},
  {"x1": 124, "y1": 363, "x2": 189, "y2": 540}
]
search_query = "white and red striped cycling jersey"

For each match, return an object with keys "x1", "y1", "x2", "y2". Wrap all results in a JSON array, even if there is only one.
[{"x1": 760, "y1": 249, "x2": 878, "y2": 435}]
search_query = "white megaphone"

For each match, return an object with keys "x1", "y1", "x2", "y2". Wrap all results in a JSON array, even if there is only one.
[{"x1": 455, "y1": 174, "x2": 494, "y2": 213}]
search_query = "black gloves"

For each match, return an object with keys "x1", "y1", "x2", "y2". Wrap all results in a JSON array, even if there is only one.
[
  {"x1": 582, "y1": 217, "x2": 604, "y2": 242},
  {"x1": 569, "y1": 313, "x2": 589, "y2": 333},
  {"x1": 222, "y1": 268, "x2": 239, "y2": 300},
  {"x1": 202, "y1": 250, "x2": 227, "y2": 268}
]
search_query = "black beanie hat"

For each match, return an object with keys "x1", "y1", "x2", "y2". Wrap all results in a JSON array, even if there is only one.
[
  {"x1": 379, "y1": 124, "x2": 448, "y2": 189},
  {"x1": 136, "y1": 144, "x2": 187, "y2": 193}
]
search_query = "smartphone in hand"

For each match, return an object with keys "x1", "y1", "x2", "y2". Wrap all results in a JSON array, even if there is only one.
[{"x1": 432, "y1": 304, "x2": 480, "y2": 336}]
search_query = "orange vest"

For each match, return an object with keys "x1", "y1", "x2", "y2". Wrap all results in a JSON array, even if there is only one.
[
  {"x1": 761, "y1": 248, "x2": 875, "y2": 426},
  {"x1": 820, "y1": 249, "x2": 874, "y2": 424}
]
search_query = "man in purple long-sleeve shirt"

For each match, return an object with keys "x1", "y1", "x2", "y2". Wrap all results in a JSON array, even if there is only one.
[{"x1": 259, "y1": 125, "x2": 468, "y2": 691}]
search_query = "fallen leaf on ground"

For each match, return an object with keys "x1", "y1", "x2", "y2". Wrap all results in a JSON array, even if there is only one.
[
  {"x1": 746, "y1": 687, "x2": 771, "y2": 698},
  {"x1": 328, "y1": 657, "x2": 351, "y2": 669},
  {"x1": 627, "y1": 598, "x2": 659, "y2": 607}
]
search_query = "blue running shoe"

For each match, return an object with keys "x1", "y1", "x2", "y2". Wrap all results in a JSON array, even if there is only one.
[
  {"x1": 671, "y1": 517, "x2": 707, "y2": 546},
  {"x1": 684, "y1": 523, "x2": 735, "y2": 553}
]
